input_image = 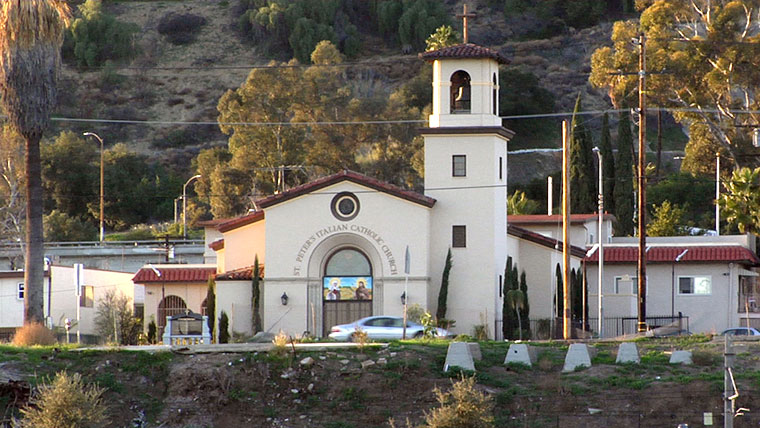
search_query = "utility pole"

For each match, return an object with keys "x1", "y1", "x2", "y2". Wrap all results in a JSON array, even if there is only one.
[
  {"x1": 635, "y1": 32, "x2": 648, "y2": 333},
  {"x1": 562, "y1": 120, "x2": 571, "y2": 340}
]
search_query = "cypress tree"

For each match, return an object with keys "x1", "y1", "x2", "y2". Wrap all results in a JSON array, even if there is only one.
[
  {"x1": 614, "y1": 105, "x2": 635, "y2": 236},
  {"x1": 219, "y1": 311, "x2": 230, "y2": 344},
  {"x1": 569, "y1": 94, "x2": 596, "y2": 214},
  {"x1": 205, "y1": 277, "x2": 216, "y2": 342},
  {"x1": 251, "y1": 255, "x2": 262, "y2": 333},
  {"x1": 599, "y1": 112, "x2": 615, "y2": 215},
  {"x1": 501, "y1": 257, "x2": 512, "y2": 340},
  {"x1": 519, "y1": 270, "x2": 530, "y2": 339},
  {"x1": 436, "y1": 249, "x2": 452, "y2": 321}
]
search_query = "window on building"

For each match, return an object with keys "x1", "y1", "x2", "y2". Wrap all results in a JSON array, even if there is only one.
[
  {"x1": 613, "y1": 276, "x2": 648, "y2": 295},
  {"x1": 452, "y1": 155, "x2": 466, "y2": 177},
  {"x1": 492, "y1": 73, "x2": 497, "y2": 114},
  {"x1": 450, "y1": 70, "x2": 471, "y2": 113},
  {"x1": 499, "y1": 156, "x2": 503, "y2": 180},
  {"x1": 739, "y1": 276, "x2": 760, "y2": 313},
  {"x1": 678, "y1": 276, "x2": 711, "y2": 295},
  {"x1": 452, "y1": 225, "x2": 466, "y2": 248},
  {"x1": 79, "y1": 285, "x2": 94, "y2": 308},
  {"x1": 16, "y1": 283, "x2": 23, "y2": 300}
]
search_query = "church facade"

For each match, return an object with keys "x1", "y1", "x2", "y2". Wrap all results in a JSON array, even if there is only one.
[{"x1": 209, "y1": 43, "x2": 514, "y2": 339}]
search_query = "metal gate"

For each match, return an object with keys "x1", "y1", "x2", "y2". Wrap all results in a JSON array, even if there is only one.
[{"x1": 323, "y1": 300, "x2": 372, "y2": 336}]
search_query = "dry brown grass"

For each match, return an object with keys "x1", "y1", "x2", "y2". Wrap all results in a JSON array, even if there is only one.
[{"x1": 12, "y1": 322, "x2": 56, "y2": 346}]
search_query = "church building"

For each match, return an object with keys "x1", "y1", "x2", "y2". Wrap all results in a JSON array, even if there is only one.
[{"x1": 205, "y1": 42, "x2": 515, "y2": 339}]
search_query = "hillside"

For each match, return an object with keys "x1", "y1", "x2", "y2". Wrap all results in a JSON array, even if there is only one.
[
  {"x1": 1, "y1": 336, "x2": 758, "y2": 427},
  {"x1": 55, "y1": 0, "x2": 655, "y2": 181}
]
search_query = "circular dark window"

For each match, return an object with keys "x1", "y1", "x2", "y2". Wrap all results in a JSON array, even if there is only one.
[{"x1": 331, "y1": 192, "x2": 360, "y2": 221}]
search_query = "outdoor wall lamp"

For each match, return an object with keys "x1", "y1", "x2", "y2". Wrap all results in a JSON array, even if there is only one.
[
  {"x1": 281, "y1": 292, "x2": 288, "y2": 306},
  {"x1": 400, "y1": 291, "x2": 406, "y2": 305}
]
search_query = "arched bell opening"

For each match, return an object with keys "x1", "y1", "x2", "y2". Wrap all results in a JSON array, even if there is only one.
[{"x1": 450, "y1": 70, "x2": 471, "y2": 114}]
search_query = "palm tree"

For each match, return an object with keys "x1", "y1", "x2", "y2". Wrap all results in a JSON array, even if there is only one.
[
  {"x1": 505, "y1": 289, "x2": 526, "y2": 340},
  {"x1": 0, "y1": 0, "x2": 69, "y2": 323}
]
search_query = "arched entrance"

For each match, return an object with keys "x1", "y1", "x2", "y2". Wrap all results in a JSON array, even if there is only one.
[
  {"x1": 158, "y1": 295, "x2": 187, "y2": 330},
  {"x1": 322, "y1": 248, "x2": 373, "y2": 336}
]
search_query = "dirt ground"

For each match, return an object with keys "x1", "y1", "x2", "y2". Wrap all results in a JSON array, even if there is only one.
[{"x1": 1, "y1": 337, "x2": 755, "y2": 428}]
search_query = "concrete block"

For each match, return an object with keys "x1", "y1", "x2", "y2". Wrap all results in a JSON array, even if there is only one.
[
  {"x1": 468, "y1": 342, "x2": 482, "y2": 360},
  {"x1": 444, "y1": 342, "x2": 475, "y2": 372},
  {"x1": 562, "y1": 343, "x2": 592, "y2": 373},
  {"x1": 669, "y1": 350, "x2": 692, "y2": 365},
  {"x1": 504, "y1": 343, "x2": 532, "y2": 367},
  {"x1": 615, "y1": 342, "x2": 640, "y2": 364}
]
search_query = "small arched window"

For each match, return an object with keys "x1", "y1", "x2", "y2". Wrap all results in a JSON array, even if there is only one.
[
  {"x1": 492, "y1": 73, "x2": 498, "y2": 115},
  {"x1": 450, "y1": 70, "x2": 471, "y2": 114}
]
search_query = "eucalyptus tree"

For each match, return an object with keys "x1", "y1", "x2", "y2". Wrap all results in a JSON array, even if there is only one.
[
  {"x1": 0, "y1": 0, "x2": 70, "y2": 323},
  {"x1": 590, "y1": 0, "x2": 760, "y2": 168}
]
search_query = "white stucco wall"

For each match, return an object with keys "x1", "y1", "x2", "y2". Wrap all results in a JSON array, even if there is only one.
[{"x1": 223, "y1": 220, "x2": 266, "y2": 273}]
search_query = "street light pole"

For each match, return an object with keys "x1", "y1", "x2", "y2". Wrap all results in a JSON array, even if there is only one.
[
  {"x1": 83, "y1": 132, "x2": 104, "y2": 242},
  {"x1": 716, "y1": 153, "x2": 721, "y2": 236},
  {"x1": 183, "y1": 175, "x2": 201, "y2": 240},
  {"x1": 593, "y1": 147, "x2": 604, "y2": 338}
]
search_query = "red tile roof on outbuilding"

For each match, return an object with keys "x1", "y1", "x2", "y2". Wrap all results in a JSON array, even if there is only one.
[
  {"x1": 215, "y1": 265, "x2": 264, "y2": 281},
  {"x1": 256, "y1": 170, "x2": 435, "y2": 210},
  {"x1": 585, "y1": 245, "x2": 760, "y2": 265},
  {"x1": 218, "y1": 210, "x2": 265, "y2": 233},
  {"x1": 419, "y1": 43, "x2": 508, "y2": 64},
  {"x1": 132, "y1": 266, "x2": 217, "y2": 283},
  {"x1": 508, "y1": 225, "x2": 586, "y2": 258}
]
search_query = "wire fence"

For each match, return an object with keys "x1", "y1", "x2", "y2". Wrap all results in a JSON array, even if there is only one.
[{"x1": 498, "y1": 315, "x2": 691, "y2": 340}]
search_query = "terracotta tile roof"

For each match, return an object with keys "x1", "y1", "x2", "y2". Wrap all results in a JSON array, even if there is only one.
[
  {"x1": 419, "y1": 43, "x2": 508, "y2": 64},
  {"x1": 508, "y1": 224, "x2": 586, "y2": 258},
  {"x1": 256, "y1": 170, "x2": 435, "y2": 210},
  {"x1": 509, "y1": 214, "x2": 615, "y2": 224},
  {"x1": 215, "y1": 265, "x2": 264, "y2": 281},
  {"x1": 132, "y1": 266, "x2": 217, "y2": 283},
  {"x1": 585, "y1": 245, "x2": 760, "y2": 265},
  {"x1": 209, "y1": 239, "x2": 224, "y2": 251},
  {"x1": 217, "y1": 210, "x2": 265, "y2": 233}
]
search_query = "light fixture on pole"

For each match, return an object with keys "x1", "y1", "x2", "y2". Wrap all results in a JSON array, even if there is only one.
[
  {"x1": 182, "y1": 174, "x2": 201, "y2": 240},
  {"x1": 83, "y1": 132, "x2": 104, "y2": 242},
  {"x1": 593, "y1": 147, "x2": 604, "y2": 338}
]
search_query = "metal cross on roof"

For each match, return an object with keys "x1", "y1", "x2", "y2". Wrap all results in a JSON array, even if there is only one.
[{"x1": 457, "y1": 4, "x2": 477, "y2": 44}]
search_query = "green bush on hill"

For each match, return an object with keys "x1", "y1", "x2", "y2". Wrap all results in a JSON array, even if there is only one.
[{"x1": 62, "y1": 0, "x2": 139, "y2": 67}]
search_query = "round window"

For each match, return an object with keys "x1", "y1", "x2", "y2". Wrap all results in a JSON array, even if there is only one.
[{"x1": 331, "y1": 192, "x2": 360, "y2": 221}]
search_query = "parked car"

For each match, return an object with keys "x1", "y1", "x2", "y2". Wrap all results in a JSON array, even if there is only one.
[
  {"x1": 720, "y1": 327, "x2": 760, "y2": 336},
  {"x1": 328, "y1": 316, "x2": 450, "y2": 342}
]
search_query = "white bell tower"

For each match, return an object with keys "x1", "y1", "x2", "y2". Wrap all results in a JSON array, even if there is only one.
[{"x1": 420, "y1": 40, "x2": 513, "y2": 340}]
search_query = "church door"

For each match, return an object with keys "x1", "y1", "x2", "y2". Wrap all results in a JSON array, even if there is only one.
[{"x1": 322, "y1": 248, "x2": 373, "y2": 336}]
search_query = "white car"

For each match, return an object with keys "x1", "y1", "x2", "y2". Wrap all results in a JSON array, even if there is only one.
[
  {"x1": 328, "y1": 316, "x2": 450, "y2": 341},
  {"x1": 721, "y1": 327, "x2": 760, "y2": 336}
]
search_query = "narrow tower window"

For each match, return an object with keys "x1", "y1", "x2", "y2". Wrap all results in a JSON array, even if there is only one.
[
  {"x1": 492, "y1": 73, "x2": 498, "y2": 115},
  {"x1": 452, "y1": 155, "x2": 466, "y2": 177},
  {"x1": 450, "y1": 71, "x2": 471, "y2": 113}
]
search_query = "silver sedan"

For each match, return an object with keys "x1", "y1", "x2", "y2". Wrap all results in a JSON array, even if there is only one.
[{"x1": 328, "y1": 316, "x2": 450, "y2": 341}]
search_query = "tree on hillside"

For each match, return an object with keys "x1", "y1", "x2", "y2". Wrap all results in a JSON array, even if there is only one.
[
  {"x1": 507, "y1": 190, "x2": 540, "y2": 215},
  {"x1": 648, "y1": 172, "x2": 714, "y2": 230},
  {"x1": 569, "y1": 94, "x2": 596, "y2": 214},
  {"x1": 590, "y1": 0, "x2": 760, "y2": 168},
  {"x1": 0, "y1": 124, "x2": 25, "y2": 252},
  {"x1": 63, "y1": 0, "x2": 138, "y2": 67},
  {"x1": 0, "y1": 0, "x2": 70, "y2": 324},
  {"x1": 599, "y1": 112, "x2": 615, "y2": 215},
  {"x1": 41, "y1": 131, "x2": 98, "y2": 221},
  {"x1": 614, "y1": 106, "x2": 634, "y2": 236},
  {"x1": 648, "y1": 201, "x2": 689, "y2": 236},
  {"x1": 193, "y1": 147, "x2": 250, "y2": 218},
  {"x1": 719, "y1": 167, "x2": 760, "y2": 234},
  {"x1": 425, "y1": 25, "x2": 459, "y2": 51}
]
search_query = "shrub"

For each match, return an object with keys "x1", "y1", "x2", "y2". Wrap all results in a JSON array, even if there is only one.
[
  {"x1": 12, "y1": 323, "x2": 56, "y2": 347},
  {"x1": 157, "y1": 13, "x2": 207, "y2": 45},
  {"x1": 93, "y1": 289, "x2": 142, "y2": 345},
  {"x1": 15, "y1": 372, "x2": 107, "y2": 428},
  {"x1": 147, "y1": 319, "x2": 157, "y2": 344},
  {"x1": 43, "y1": 210, "x2": 97, "y2": 242},
  {"x1": 422, "y1": 375, "x2": 494, "y2": 428},
  {"x1": 219, "y1": 311, "x2": 230, "y2": 344}
]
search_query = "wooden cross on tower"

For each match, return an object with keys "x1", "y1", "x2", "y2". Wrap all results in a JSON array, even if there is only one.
[{"x1": 457, "y1": 3, "x2": 477, "y2": 44}]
